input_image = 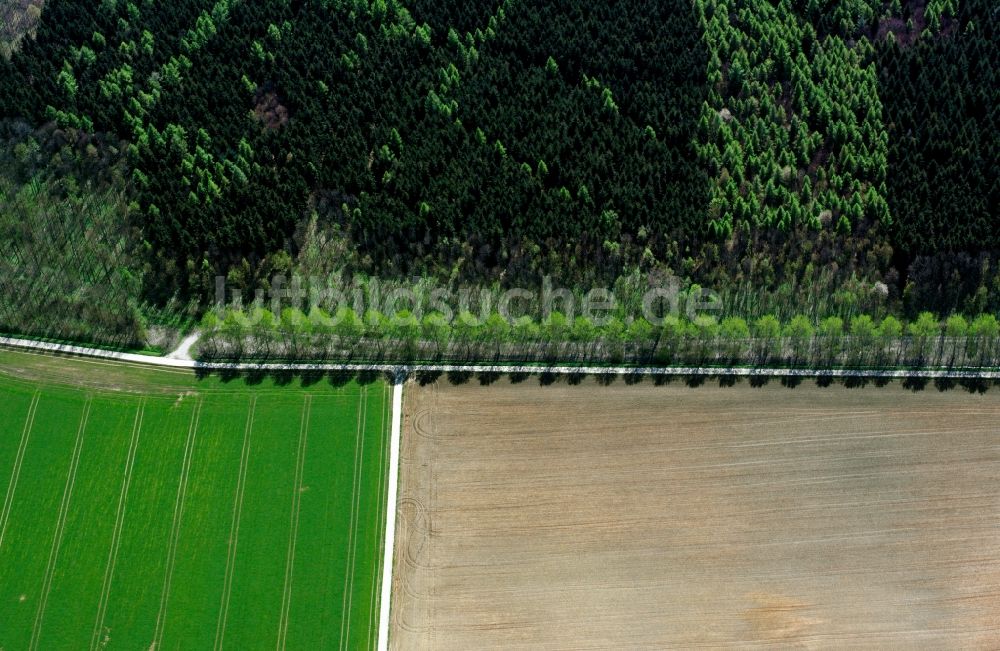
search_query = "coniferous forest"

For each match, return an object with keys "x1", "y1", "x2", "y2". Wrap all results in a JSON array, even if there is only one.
[{"x1": 0, "y1": 0, "x2": 996, "y2": 352}]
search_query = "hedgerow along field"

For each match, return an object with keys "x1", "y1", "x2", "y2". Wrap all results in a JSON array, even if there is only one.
[{"x1": 0, "y1": 348, "x2": 390, "y2": 650}]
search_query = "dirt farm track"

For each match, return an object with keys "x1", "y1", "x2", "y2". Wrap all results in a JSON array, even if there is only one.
[{"x1": 389, "y1": 379, "x2": 1000, "y2": 649}]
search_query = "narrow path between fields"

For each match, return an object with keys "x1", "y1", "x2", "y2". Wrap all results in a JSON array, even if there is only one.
[
  {"x1": 377, "y1": 378, "x2": 403, "y2": 651},
  {"x1": 167, "y1": 332, "x2": 201, "y2": 361}
]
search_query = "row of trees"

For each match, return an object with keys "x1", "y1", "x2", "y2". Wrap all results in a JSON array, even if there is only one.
[{"x1": 198, "y1": 305, "x2": 1000, "y2": 370}]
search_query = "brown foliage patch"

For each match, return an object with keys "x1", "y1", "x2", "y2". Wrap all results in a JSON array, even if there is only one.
[
  {"x1": 874, "y1": 0, "x2": 959, "y2": 48},
  {"x1": 252, "y1": 89, "x2": 290, "y2": 130}
]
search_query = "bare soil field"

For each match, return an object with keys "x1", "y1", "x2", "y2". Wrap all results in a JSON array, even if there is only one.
[{"x1": 390, "y1": 378, "x2": 1000, "y2": 649}]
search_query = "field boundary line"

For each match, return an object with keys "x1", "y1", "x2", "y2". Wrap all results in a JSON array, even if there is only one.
[
  {"x1": 0, "y1": 390, "x2": 40, "y2": 552},
  {"x1": 6, "y1": 336, "x2": 1000, "y2": 380},
  {"x1": 339, "y1": 387, "x2": 368, "y2": 651},
  {"x1": 368, "y1": 383, "x2": 389, "y2": 650},
  {"x1": 153, "y1": 397, "x2": 203, "y2": 647},
  {"x1": 30, "y1": 396, "x2": 92, "y2": 651},
  {"x1": 376, "y1": 378, "x2": 403, "y2": 651},
  {"x1": 90, "y1": 398, "x2": 146, "y2": 651},
  {"x1": 214, "y1": 396, "x2": 257, "y2": 651},
  {"x1": 276, "y1": 395, "x2": 312, "y2": 651}
]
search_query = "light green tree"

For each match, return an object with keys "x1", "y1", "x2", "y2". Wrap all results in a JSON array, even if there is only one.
[
  {"x1": 719, "y1": 316, "x2": 750, "y2": 361},
  {"x1": 602, "y1": 316, "x2": 627, "y2": 362},
  {"x1": 57, "y1": 60, "x2": 77, "y2": 99},
  {"x1": 572, "y1": 316, "x2": 597, "y2": 342},
  {"x1": 692, "y1": 314, "x2": 719, "y2": 362},
  {"x1": 848, "y1": 314, "x2": 876, "y2": 364},
  {"x1": 251, "y1": 307, "x2": 277, "y2": 358},
  {"x1": 783, "y1": 315, "x2": 814, "y2": 363},
  {"x1": 198, "y1": 311, "x2": 220, "y2": 357},
  {"x1": 221, "y1": 309, "x2": 247, "y2": 357},
  {"x1": 391, "y1": 310, "x2": 421, "y2": 341},
  {"x1": 571, "y1": 316, "x2": 598, "y2": 358},
  {"x1": 307, "y1": 306, "x2": 334, "y2": 353},
  {"x1": 657, "y1": 315, "x2": 686, "y2": 363},
  {"x1": 544, "y1": 311, "x2": 569, "y2": 342},
  {"x1": 453, "y1": 310, "x2": 480, "y2": 342},
  {"x1": 422, "y1": 312, "x2": 451, "y2": 355},
  {"x1": 908, "y1": 311, "x2": 940, "y2": 364},
  {"x1": 944, "y1": 314, "x2": 968, "y2": 366},
  {"x1": 877, "y1": 315, "x2": 903, "y2": 364},
  {"x1": 626, "y1": 317, "x2": 654, "y2": 342},
  {"x1": 818, "y1": 316, "x2": 844, "y2": 363},
  {"x1": 483, "y1": 312, "x2": 511, "y2": 357},
  {"x1": 753, "y1": 314, "x2": 782, "y2": 362},
  {"x1": 332, "y1": 306, "x2": 363, "y2": 339},
  {"x1": 281, "y1": 307, "x2": 310, "y2": 357},
  {"x1": 967, "y1": 314, "x2": 999, "y2": 365},
  {"x1": 513, "y1": 315, "x2": 540, "y2": 342},
  {"x1": 364, "y1": 309, "x2": 389, "y2": 340}
]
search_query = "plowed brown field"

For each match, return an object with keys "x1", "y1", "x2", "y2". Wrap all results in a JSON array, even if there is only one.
[{"x1": 390, "y1": 378, "x2": 1000, "y2": 649}]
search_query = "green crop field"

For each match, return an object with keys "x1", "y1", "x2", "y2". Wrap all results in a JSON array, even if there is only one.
[{"x1": 0, "y1": 349, "x2": 391, "y2": 650}]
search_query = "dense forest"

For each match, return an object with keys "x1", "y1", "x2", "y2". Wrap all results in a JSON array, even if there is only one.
[{"x1": 0, "y1": 0, "x2": 997, "y2": 348}]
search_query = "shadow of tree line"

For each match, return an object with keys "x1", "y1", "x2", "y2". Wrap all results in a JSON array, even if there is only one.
[{"x1": 192, "y1": 365, "x2": 998, "y2": 394}]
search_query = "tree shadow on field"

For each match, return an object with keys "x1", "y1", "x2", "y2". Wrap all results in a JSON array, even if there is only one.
[
  {"x1": 872, "y1": 376, "x2": 892, "y2": 388},
  {"x1": 356, "y1": 369, "x2": 381, "y2": 386},
  {"x1": 415, "y1": 370, "x2": 442, "y2": 386},
  {"x1": 270, "y1": 368, "x2": 295, "y2": 386},
  {"x1": 749, "y1": 375, "x2": 770, "y2": 388},
  {"x1": 934, "y1": 377, "x2": 956, "y2": 392},
  {"x1": 815, "y1": 375, "x2": 834, "y2": 388},
  {"x1": 652, "y1": 374, "x2": 676, "y2": 386},
  {"x1": 478, "y1": 371, "x2": 501, "y2": 386},
  {"x1": 299, "y1": 369, "x2": 325, "y2": 387},
  {"x1": 843, "y1": 376, "x2": 870, "y2": 389},
  {"x1": 508, "y1": 371, "x2": 530, "y2": 384},
  {"x1": 595, "y1": 373, "x2": 616, "y2": 386},
  {"x1": 217, "y1": 366, "x2": 243, "y2": 383},
  {"x1": 684, "y1": 375, "x2": 705, "y2": 388},
  {"x1": 446, "y1": 370, "x2": 472, "y2": 385},
  {"x1": 327, "y1": 370, "x2": 355, "y2": 387},
  {"x1": 566, "y1": 371, "x2": 586, "y2": 385},
  {"x1": 538, "y1": 371, "x2": 558, "y2": 386},
  {"x1": 624, "y1": 372, "x2": 644, "y2": 385},
  {"x1": 717, "y1": 374, "x2": 738, "y2": 388},
  {"x1": 960, "y1": 378, "x2": 990, "y2": 394},
  {"x1": 780, "y1": 375, "x2": 803, "y2": 389},
  {"x1": 244, "y1": 368, "x2": 266, "y2": 386},
  {"x1": 902, "y1": 376, "x2": 929, "y2": 391}
]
